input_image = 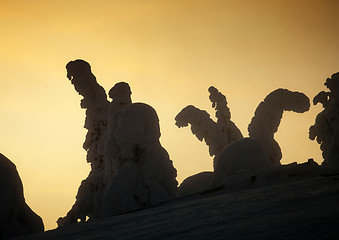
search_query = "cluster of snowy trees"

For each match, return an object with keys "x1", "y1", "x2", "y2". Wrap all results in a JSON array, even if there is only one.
[
  {"x1": 58, "y1": 60, "x2": 177, "y2": 226},
  {"x1": 1, "y1": 59, "x2": 338, "y2": 239},
  {"x1": 176, "y1": 73, "x2": 339, "y2": 195}
]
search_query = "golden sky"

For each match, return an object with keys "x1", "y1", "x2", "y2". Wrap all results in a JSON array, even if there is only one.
[{"x1": 1, "y1": 0, "x2": 339, "y2": 231}]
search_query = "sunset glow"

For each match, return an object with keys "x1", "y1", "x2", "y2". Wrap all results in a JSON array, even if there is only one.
[{"x1": 1, "y1": 0, "x2": 339, "y2": 230}]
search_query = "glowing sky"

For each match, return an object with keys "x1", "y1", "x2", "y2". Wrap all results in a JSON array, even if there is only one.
[{"x1": 1, "y1": 0, "x2": 339, "y2": 231}]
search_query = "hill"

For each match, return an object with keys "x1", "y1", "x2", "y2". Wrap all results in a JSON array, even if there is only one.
[{"x1": 14, "y1": 171, "x2": 339, "y2": 239}]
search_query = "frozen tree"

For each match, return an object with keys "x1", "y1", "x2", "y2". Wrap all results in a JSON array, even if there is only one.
[
  {"x1": 98, "y1": 86, "x2": 177, "y2": 218},
  {"x1": 0, "y1": 153, "x2": 44, "y2": 239},
  {"x1": 58, "y1": 59, "x2": 109, "y2": 226},
  {"x1": 59, "y1": 61, "x2": 177, "y2": 225},
  {"x1": 101, "y1": 82, "x2": 132, "y2": 185},
  {"x1": 175, "y1": 86, "x2": 242, "y2": 168},
  {"x1": 98, "y1": 103, "x2": 178, "y2": 217},
  {"x1": 177, "y1": 87, "x2": 310, "y2": 193},
  {"x1": 66, "y1": 59, "x2": 109, "y2": 170},
  {"x1": 248, "y1": 88, "x2": 310, "y2": 166},
  {"x1": 309, "y1": 72, "x2": 339, "y2": 167}
]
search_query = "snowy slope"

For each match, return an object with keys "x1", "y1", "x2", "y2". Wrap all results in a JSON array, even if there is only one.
[{"x1": 14, "y1": 174, "x2": 339, "y2": 240}]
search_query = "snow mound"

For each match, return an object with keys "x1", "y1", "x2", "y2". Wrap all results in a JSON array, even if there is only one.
[
  {"x1": 213, "y1": 138, "x2": 270, "y2": 186},
  {"x1": 0, "y1": 153, "x2": 44, "y2": 239},
  {"x1": 178, "y1": 171, "x2": 214, "y2": 197}
]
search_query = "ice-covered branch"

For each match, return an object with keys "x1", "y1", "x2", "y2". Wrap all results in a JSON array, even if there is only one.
[
  {"x1": 208, "y1": 86, "x2": 243, "y2": 145},
  {"x1": 175, "y1": 87, "x2": 242, "y2": 168},
  {"x1": 208, "y1": 86, "x2": 231, "y2": 123},
  {"x1": 175, "y1": 105, "x2": 224, "y2": 157}
]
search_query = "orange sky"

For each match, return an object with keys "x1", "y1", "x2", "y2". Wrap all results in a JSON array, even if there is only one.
[{"x1": 1, "y1": 0, "x2": 339, "y2": 231}]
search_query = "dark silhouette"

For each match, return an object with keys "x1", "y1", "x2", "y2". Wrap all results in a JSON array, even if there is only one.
[
  {"x1": 0, "y1": 153, "x2": 44, "y2": 239},
  {"x1": 249, "y1": 88, "x2": 310, "y2": 165},
  {"x1": 176, "y1": 87, "x2": 310, "y2": 193},
  {"x1": 213, "y1": 137, "x2": 270, "y2": 186},
  {"x1": 59, "y1": 60, "x2": 177, "y2": 226},
  {"x1": 309, "y1": 72, "x2": 339, "y2": 167},
  {"x1": 58, "y1": 59, "x2": 109, "y2": 226},
  {"x1": 101, "y1": 82, "x2": 132, "y2": 185},
  {"x1": 100, "y1": 102, "x2": 178, "y2": 217},
  {"x1": 175, "y1": 86, "x2": 243, "y2": 169}
]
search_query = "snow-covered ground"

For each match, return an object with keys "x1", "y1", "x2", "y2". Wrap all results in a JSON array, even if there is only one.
[{"x1": 14, "y1": 172, "x2": 339, "y2": 240}]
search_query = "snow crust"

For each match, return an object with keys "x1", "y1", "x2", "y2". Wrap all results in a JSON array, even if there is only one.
[{"x1": 14, "y1": 162, "x2": 339, "y2": 240}]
